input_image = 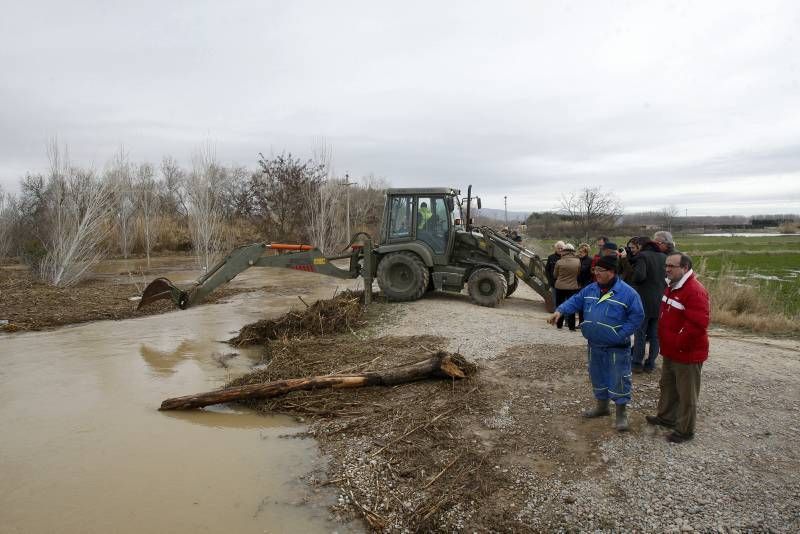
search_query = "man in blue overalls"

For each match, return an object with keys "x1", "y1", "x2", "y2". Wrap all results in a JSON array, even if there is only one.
[{"x1": 548, "y1": 255, "x2": 645, "y2": 431}]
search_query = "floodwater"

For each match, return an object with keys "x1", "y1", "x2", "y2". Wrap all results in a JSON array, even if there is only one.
[
  {"x1": 0, "y1": 261, "x2": 365, "y2": 534},
  {"x1": 700, "y1": 232, "x2": 795, "y2": 237}
]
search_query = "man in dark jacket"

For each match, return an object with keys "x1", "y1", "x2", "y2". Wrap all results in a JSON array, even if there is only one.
[
  {"x1": 646, "y1": 252, "x2": 710, "y2": 443},
  {"x1": 545, "y1": 241, "x2": 564, "y2": 305},
  {"x1": 653, "y1": 230, "x2": 675, "y2": 255},
  {"x1": 630, "y1": 238, "x2": 667, "y2": 373}
]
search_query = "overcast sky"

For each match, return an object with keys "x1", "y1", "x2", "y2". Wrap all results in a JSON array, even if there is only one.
[{"x1": 1, "y1": 1, "x2": 799, "y2": 216}]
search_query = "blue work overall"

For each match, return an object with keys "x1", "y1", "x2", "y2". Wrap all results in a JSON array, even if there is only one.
[{"x1": 557, "y1": 278, "x2": 644, "y2": 406}]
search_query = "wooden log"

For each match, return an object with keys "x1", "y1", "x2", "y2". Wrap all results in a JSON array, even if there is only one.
[{"x1": 160, "y1": 351, "x2": 471, "y2": 411}]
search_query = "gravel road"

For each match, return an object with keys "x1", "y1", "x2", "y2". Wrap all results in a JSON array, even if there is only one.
[{"x1": 369, "y1": 282, "x2": 800, "y2": 532}]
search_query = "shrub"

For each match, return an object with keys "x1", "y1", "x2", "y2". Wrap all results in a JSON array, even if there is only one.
[{"x1": 698, "y1": 260, "x2": 798, "y2": 335}]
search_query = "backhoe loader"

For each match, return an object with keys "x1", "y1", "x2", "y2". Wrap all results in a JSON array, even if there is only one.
[{"x1": 138, "y1": 185, "x2": 554, "y2": 312}]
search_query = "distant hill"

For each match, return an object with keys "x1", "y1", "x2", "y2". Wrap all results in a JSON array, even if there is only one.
[{"x1": 474, "y1": 208, "x2": 531, "y2": 224}]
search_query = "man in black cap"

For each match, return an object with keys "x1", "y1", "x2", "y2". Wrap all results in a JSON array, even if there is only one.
[
  {"x1": 548, "y1": 254, "x2": 645, "y2": 431},
  {"x1": 602, "y1": 241, "x2": 620, "y2": 258},
  {"x1": 591, "y1": 240, "x2": 620, "y2": 281}
]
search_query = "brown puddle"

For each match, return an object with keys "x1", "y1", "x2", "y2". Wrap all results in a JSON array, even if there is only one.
[{"x1": 0, "y1": 265, "x2": 365, "y2": 533}]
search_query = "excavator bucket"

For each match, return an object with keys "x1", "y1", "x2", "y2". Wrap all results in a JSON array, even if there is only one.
[{"x1": 137, "y1": 277, "x2": 187, "y2": 310}]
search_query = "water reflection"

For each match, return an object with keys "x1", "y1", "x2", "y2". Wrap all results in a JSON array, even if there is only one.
[
  {"x1": 161, "y1": 407, "x2": 297, "y2": 430},
  {"x1": 0, "y1": 266, "x2": 361, "y2": 534}
]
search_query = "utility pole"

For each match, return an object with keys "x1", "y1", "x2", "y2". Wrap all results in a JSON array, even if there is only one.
[{"x1": 504, "y1": 196, "x2": 508, "y2": 227}]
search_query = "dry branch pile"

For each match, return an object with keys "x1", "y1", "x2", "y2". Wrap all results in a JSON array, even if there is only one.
[
  {"x1": 227, "y1": 335, "x2": 515, "y2": 531},
  {"x1": 228, "y1": 290, "x2": 366, "y2": 346},
  {"x1": 159, "y1": 350, "x2": 475, "y2": 411}
]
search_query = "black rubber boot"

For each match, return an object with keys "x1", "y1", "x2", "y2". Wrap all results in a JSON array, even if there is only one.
[
  {"x1": 582, "y1": 399, "x2": 610, "y2": 418},
  {"x1": 615, "y1": 404, "x2": 629, "y2": 431}
]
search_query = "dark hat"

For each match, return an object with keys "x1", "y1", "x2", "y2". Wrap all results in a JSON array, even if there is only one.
[
  {"x1": 596, "y1": 255, "x2": 618, "y2": 271},
  {"x1": 602, "y1": 242, "x2": 618, "y2": 251}
]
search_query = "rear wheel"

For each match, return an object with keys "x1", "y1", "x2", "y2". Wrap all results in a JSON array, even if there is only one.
[
  {"x1": 376, "y1": 252, "x2": 430, "y2": 301},
  {"x1": 506, "y1": 273, "x2": 519, "y2": 297},
  {"x1": 467, "y1": 268, "x2": 507, "y2": 307}
]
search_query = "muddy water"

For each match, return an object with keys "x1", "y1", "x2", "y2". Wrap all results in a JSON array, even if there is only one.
[{"x1": 0, "y1": 265, "x2": 365, "y2": 533}]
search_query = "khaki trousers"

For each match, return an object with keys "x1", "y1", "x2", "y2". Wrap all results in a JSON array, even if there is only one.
[{"x1": 656, "y1": 358, "x2": 703, "y2": 436}]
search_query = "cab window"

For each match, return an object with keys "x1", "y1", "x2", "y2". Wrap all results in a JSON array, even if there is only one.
[
  {"x1": 388, "y1": 196, "x2": 413, "y2": 239},
  {"x1": 416, "y1": 196, "x2": 448, "y2": 254}
]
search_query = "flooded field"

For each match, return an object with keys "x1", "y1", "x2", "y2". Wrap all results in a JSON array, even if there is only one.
[{"x1": 0, "y1": 260, "x2": 364, "y2": 533}]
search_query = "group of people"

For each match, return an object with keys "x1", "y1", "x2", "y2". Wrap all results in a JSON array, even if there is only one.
[{"x1": 546, "y1": 231, "x2": 710, "y2": 445}]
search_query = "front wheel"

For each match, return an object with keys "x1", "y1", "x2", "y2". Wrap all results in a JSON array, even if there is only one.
[
  {"x1": 376, "y1": 252, "x2": 430, "y2": 301},
  {"x1": 506, "y1": 273, "x2": 519, "y2": 297},
  {"x1": 467, "y1": 268, "x2": 507, "y2": 307}
]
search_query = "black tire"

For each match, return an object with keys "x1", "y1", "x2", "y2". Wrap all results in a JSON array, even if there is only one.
[
  {"x1": 506, "y1": 273, "x2": 519, "y2": 297},
  {"x1": 376, "y1": 252, "x2": 430, "y2": 301},
  {"x1": 467, "y1": 268, "x2": 508, "y2": 307}
]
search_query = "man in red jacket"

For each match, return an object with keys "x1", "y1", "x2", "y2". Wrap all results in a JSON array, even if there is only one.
[{"x1": 646, "y1": 252, "x2": 710, "y2": 443}]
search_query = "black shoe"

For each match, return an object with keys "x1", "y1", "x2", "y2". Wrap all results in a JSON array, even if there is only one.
[
  {"x1": 569, "y1": 327, "x2": 577, "y2": 331},
  {"x1": 632, "y1": 364, "x2": 644, "y2": 374},
  {"x1": 667, "y1": 431, "x2": 694, "y2": 443},
  {"x1": 645, "y1": 415, "x2": 675, "y2": 428},
  {"x1": 643, "y1": 366, "x2": 656, "y2": 374}
]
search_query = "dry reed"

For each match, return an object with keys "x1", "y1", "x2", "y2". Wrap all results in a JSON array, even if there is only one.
[{"x1": 698, "y1": 260, "x2": 798, "y2": 336}]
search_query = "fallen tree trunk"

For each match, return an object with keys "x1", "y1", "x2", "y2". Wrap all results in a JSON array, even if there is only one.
[{"x1": 160, "y1": 351, "x2": 473, "y2": 411}]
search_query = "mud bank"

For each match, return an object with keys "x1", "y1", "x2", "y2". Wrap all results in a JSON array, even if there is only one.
[{"x1": 232, "y1": 287, "x2": 799, "y2": 532}]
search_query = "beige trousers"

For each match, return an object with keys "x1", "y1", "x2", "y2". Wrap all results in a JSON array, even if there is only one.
[{"x1": 656, "y1": 358, "x2": 703, "y2": 436}]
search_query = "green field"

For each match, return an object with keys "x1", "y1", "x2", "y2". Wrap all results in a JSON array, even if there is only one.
[
  {"x1": 654, "y1": 234, "x2": 800, "y2": 316},
  {"x1": 674, "y1": 234, "x2": 800, "y2": 315}
]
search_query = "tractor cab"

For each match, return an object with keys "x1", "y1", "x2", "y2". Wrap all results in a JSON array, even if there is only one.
[{"x1": 380, "y1": 188, "x2": 463, "y2": 265}]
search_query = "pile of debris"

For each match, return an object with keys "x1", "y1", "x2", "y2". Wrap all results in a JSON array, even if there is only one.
[{"x1": 228, "y1": 290, "x2": 367, "y2": 346}]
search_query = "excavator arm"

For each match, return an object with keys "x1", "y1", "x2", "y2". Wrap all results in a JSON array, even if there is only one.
[
  {"x1": 138, "y1": 239, "x2": 372, "y2": 310},
  {"x1": 478, "y1": 226, "x2": 555, "y2": 312}
]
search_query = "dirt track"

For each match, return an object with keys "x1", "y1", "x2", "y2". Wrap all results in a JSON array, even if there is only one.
[{"x1": 230, "y1": 282, "x2": 800, "y2": 532}]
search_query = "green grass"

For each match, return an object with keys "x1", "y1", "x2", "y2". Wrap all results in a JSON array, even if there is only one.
[
  {"x1": 604, "y1": 234, "x2": 800, "y2": 323},
  {"x1": 675, "y1": 236, "x2": 800, "y2": 316},
  {"x1": 674, "y1": 234, "x2": 800, "y2": 253}
]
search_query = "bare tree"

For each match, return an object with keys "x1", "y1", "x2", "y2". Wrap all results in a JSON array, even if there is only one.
[
  {"x1": 160, "y1": 156, "x2": 187, "y2": 217},
  {"x1": 303, "y1": 178, "x2": 348, "y2": 254},
  {"x1": 135, "y1": 162, "x2": 159, "y2": 268},
  {"x1": 559, "y1": 187, "x2": 623, "y2": 240},
  {"x1": 254, "y1": 152, "x2": 320, "y2": 242},
  {"x1": 661, "y1": 205, "x2": 679, "y2": 232},
  {"x1": 0, "y1": 185, "x2": 17, "y2": 259},
  {"x1": 106, "y1": 147, "x2": 136, "y2": 258},
  {"x1": 38, "y1": 140, "x2": 113, "y2": 287},
  {"x1": 301, "y1": 141, "x2": 348, "y2": 254},
  {"x1": 186, "y1": 142, "x2": 224, "y2": 272},
  {"x1": 350, "y1": 173, "x2": 389, "y2": 237}
]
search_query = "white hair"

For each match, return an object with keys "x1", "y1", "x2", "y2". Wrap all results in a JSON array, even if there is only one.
[{"x1": 653, "y1": 230, "x2": 674, "y2": 244}]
